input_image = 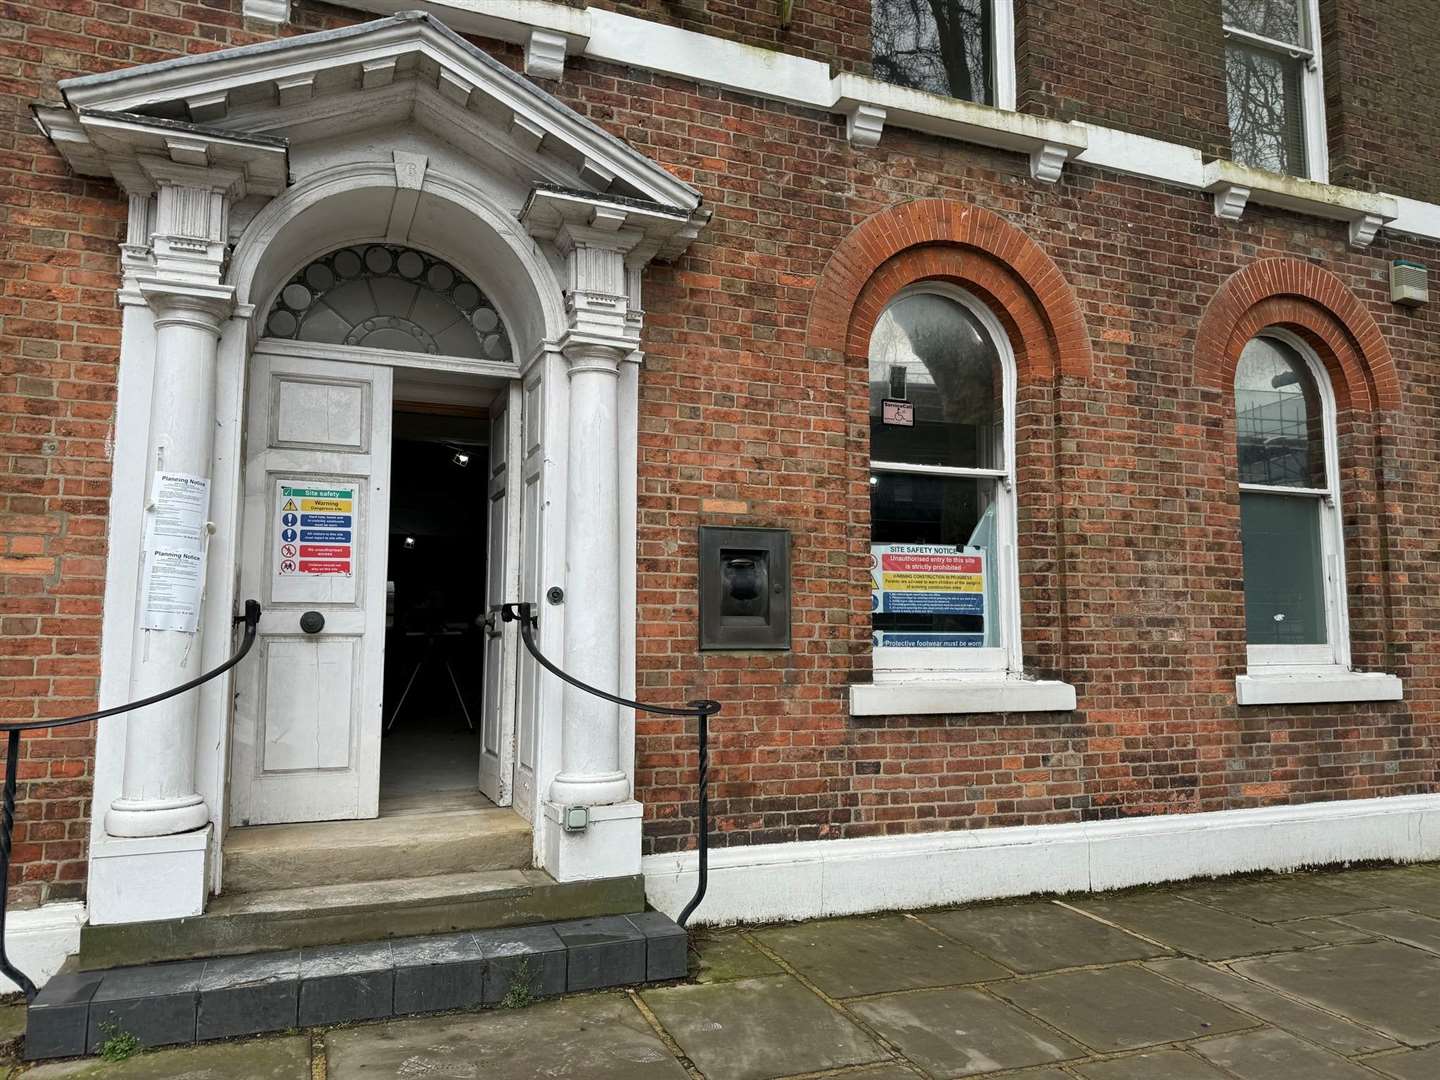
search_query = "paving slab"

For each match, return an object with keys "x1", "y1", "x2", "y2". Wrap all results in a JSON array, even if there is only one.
[
  {"x1": 641, "y1": 974, "x2": 886, "y2": 1080},
  {"x1": 1192, "y1": 1028, "x2": 1378, "y2": 1079},
  {"x1": 991, "y1": 965, "x2": 1253, "y2": 1052},
  {"x1": 1233, "y1": 941, "x2": 1440, "y2": 1046},
  {"x1": 325, "y1": 994, "x2": 688, "y2": 1079},
  {"x1": 1176, "y1": 876, "x2": 1376, "y2": 923},
  {"x1": 1146, "y1": 957, "x2": 1397, "y2": 1054},
  {"x1": 1334, "y1": 909, "x2": 1440, "y2": 954},
  {"x1": 692, "y1": 931, "x2": 780, "y2": 983},
  {"x1": 1274, "y1": 918, "x2": 1376, "y2": 945},
  {"x1": 1366, "y1": 1043, "x2": 1440, "y2": 1080},
  {"x1": 1073, "y1": 894, "x2": 1310, "y2": 960},
  {"x1": 918, "y1": 902, "x2": 1168, "y2": 973},
  {"x1": 25, "y1": 1035, "x2": 312, "y2": 1078},
  {"x1": 752, "y1": 915, "x2": 1008, "y2": 997},
  {"x1": 850, "y1": 986, "x2": 1084, "y2": 1076},
  {"x1": 827, "y1": 1066, "x2": 926, "y2": 1080},
  {"x1": 1320, "y1": 867, "x2": 1440, "y2": 917},
  {"x1": 1072, "y1": 1049, "x2": 1232, "y2": 1079}
]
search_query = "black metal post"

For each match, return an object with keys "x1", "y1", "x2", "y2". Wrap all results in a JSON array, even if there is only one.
[
  {"x1": 500, "y1": 602, "x2": 720, "y2": 927},
  {"x1": 0, "y1": 600, "x2": 262, "y2": 1000}
]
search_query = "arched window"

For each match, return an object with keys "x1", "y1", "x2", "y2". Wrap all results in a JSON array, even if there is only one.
[
  {"x1": 1235, "y1": 332, "x2": 1346, "y2": 667},
  {"x1": 868, "y1": 286, "x2": 1019, "y2": 675},
  {"x1": 263, "y1": 244, "x2": 512, "y2": 362}
]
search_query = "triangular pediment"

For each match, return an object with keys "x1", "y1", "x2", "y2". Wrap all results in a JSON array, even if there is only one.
[{"x1": 35, "y1": 10, "x2": 701, "y2": 213}]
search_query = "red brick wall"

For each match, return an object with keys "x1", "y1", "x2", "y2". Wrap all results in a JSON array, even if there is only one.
[
  {"x1": 0, "y1": 0, "x2": 360, "y2": 907},
  {"x1": 535, "y1": 63, "x2": 1440, "y2": 853},
  {"x1": 1321, "y1": 0, "x2": 1440, "y2": 201},
  {"x1": 3, "y1": 0, "x2": 1440, "y2": 904},
  {"x1": 1015, "y1": 0, "x2": 1232, "y2": 160}
]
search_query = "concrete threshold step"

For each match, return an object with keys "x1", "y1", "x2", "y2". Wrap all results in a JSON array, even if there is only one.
[
  {"x1": 27, "y1": 911, "x2": 686, "y2": 1060},
  {"x1": 223, "y1": 803, "x2": 532, "y2": 894},
  {"x1": 77, "y1": 870, "x2": 645, "y2": 971}
]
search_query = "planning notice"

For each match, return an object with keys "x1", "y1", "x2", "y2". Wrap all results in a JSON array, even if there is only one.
[
  {"x1": 276, "y1": 483, "x2": 355, "y2": 576},
  {"x1": 139, "y1": 471, "x2": 210, "y2": 633}
]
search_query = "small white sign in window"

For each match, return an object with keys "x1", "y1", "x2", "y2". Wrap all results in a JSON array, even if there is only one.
[{"x1": 881, "y1": 398, "x2": 914, "y2": 426}]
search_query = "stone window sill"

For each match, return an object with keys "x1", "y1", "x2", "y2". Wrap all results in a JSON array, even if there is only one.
[
  {"x1": 849, "y1": 678, "x2": 1076, "y2": 717},
  {"x1": 1201, "y1": 160, "x2": 1398, "y2": 245},
  {"x1": 1235, "y1": 671, "x2": 1404, "y2": 706},
  {"x1": 829, "y1": 73, "x2": 1089, "y2": 181}
]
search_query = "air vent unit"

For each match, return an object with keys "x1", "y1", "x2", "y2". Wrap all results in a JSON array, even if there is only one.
[{"x1": 1391, "y1": 259, "x2": 1428, "y2": 306}]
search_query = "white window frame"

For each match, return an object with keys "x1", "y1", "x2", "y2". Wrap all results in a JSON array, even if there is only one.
[
  {"x1": 869, "y1": 282, "x2": 1023, "y2": 681},
  {"x1": 1238, "y1": 328, "x2": 1349, "y2": 672},
  {"x1": 1221, "y1": 0, "x2": 1329, "y2": 181}
]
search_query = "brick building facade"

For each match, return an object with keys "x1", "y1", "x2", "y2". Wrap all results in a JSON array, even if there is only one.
[{"x1": 2, "y1": 0, "x2": 1438, "y2": 981}]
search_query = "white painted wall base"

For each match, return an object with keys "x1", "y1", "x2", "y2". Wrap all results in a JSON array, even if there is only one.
[
  {"x1": 542, "y1": 799, "x2": 642, "y2": 882},
  {"x1": 0, "y1": 902, "x2": 85, "y2": 994},
  {"x1": 643, "y1": 794, "x2": 1440, "y2": 925},
  {"x1": 87, "y1": 827, "x2": 211, "y2": 926}
]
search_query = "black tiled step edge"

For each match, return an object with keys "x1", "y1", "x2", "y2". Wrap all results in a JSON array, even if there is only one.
[{"x1": 25, "y1": 912, "x2": 686, "y2": 1060}]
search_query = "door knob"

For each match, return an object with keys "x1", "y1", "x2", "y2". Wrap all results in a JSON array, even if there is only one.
[{"x1": 299, "y1": 611, "x2": 325, "y2": 634}]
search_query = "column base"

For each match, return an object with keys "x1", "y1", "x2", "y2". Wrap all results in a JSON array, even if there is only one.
[
  {"x1": 548, "y1": 770, "x2": 630, "y2": 808},
  {"x1": 541, "y1": 800, "x2": 642, "y2": 883},
  {"x1": 105, "y1": 794, "x2": 209, "y2": 838},
  {"x1": 88, "y1": 826, "x2": 212, "y2": 925}
]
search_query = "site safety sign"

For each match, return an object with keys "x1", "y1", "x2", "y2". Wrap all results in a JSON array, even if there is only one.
[
  {"x1": 870, "y1": 543, "x2": 985, "y2": 647},
  {"x1": 276, "y1": 484, "x2": 355, "y2": 576}
]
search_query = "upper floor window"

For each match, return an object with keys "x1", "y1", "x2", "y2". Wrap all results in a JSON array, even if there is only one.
[
  {"x1": 264, "y1": 244, "x2": 512, "y2": 362},
  {"x1": 872, "y1": 0, "x2": 1016, "y2": 109},
  {"x1": 1235, "y1": 333, "x2": 1346, "y2": 669},
  {"x1": 869, "y1": 286, "x2": 1019, "y2": 676},
  {"x1": 1221, "y1": 0, "x2": 1328, "y2": 179}
]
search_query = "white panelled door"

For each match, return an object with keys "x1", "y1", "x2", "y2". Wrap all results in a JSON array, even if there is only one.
[
  {"x1": 230, "y1": 351, "x2": 393, "y2": 825},
  {"x1": 478, "y1": 384, "x2": 521, "y2": 805}
]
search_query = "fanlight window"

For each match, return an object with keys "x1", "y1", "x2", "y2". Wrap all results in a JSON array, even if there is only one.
[{"x1": 264, "y1": 245, "x2": 512, "y2": 362}]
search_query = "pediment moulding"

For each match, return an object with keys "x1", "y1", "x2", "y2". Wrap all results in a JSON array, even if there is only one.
[{"x1": 34, "y1": 11, "x2": 701, "y2": 215}]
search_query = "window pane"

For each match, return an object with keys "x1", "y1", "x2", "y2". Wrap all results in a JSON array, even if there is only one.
[
  {"x1": 1226, "y1": 41, "x2": 1306, "y2": 175},
  {"x1": 1241, "y1": 492, "x2": 1327, "y2": 646},
  {"x1": 872, "y1": 0, "x2": 993, "y2": 104},
  {"x1": 1222, "y1": 0, "x2": 1305, "y2": 47},
  {"x1": 870, "y1": 472, "x2": 998, "y2": 647},
  {"x1": 869, "y1": 293, "x2": 1002, "y2": 469},
  {"x1": 1235, "y1": 337, "x2": 1326, "y2": 488}
]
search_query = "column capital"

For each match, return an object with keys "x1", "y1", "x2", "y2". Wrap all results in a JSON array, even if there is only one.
[
  {"x1": 137, "y1": 279, "x2": 235, "y2": 335},
  {"x1": 559, "y1": 336, "x2": 626, "y2": 378}
]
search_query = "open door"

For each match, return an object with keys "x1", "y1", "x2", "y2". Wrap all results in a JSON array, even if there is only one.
[
  {"x1": 230, "y1": 350, "x2": 393, "y2": 825},
  {"x1": 478, "y1": 383, "x2": 521, "y2": 804}
]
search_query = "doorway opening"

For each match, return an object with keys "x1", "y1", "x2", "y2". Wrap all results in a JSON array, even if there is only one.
[{"x1": 380, "y1": 407, "x2": 490, "y2": 805}]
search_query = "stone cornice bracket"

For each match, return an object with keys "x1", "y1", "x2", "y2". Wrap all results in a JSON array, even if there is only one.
[
  {"x1": 526, "y1": 28, "x2": 568, "y2": 80},
  {"x1": 243, "y1": 0, "x2": 289, "y2": 24},
  {"x1": 845, "y1": 104, "x2": 886, "y2": 149},
  {"x1": 1029, "y1": 142, "x2": 1074, "y2": 183},
  {"x1": 1210, "y1": 181, "x2": 1252, "y2": 222}
]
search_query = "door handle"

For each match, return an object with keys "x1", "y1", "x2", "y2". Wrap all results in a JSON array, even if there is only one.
[{"x1": 299, "y1": 611, "x2": 325, "y2": 634}]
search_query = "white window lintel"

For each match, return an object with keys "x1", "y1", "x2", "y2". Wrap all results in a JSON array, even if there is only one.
[
  {"x1": 1236, "y1": 671, "x2": 1403, "y2": 706},
  {"x1": 850, "y1": 677, "x2": 1077, "y2": 716}
]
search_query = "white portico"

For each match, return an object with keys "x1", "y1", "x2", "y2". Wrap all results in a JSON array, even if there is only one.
[{"x1": 36, "y1": 12, "x2": 707, "y2": 926}]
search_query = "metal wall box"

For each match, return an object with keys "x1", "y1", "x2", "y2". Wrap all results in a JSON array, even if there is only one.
[
  {"x1": 698, "y1": 527, "x2": 791, "y2": 650},
  {"x1": 1391, "y1": 259, "x2": 1428, "y2": 306}
]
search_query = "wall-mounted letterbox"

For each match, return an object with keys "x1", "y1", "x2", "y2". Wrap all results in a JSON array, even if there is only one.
[{"x1": 698, "y1": 526, "x2": 791, "y2": 650}]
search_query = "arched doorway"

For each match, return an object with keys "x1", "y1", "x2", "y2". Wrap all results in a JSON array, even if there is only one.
[{"x1": 229, "y1": 242, "x2": 521, "y2": 827}]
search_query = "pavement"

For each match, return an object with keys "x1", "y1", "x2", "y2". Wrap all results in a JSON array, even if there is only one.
[{"x1": 8, "y1": 861, "x2": 1440, "y2": 1078}]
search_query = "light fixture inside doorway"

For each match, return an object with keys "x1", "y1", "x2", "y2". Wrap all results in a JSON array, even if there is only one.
[
  {"x1": 449, "y1": 446, "x2": 471, "y2": 468},
  {"x1": 403, "y1": 536, "x2": 416, "y2": 550}
]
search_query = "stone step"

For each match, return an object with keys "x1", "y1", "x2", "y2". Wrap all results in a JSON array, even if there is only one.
[
  {"x1": 222, "y1": 802, "x2": 532, "y2": 894},
  {"x1": 77, "y1": 870, "x2": 646, "y2": 971},
  {"x1": 28, "y1": 911, "x2": 687, "y2": 1060}
]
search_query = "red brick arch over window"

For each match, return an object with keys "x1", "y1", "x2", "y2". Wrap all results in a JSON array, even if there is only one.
[
  {"x1": 1194, "y1": 257, "x2": 1399, "y2": 413},
  {"x1": 807, "y1": 200, "x2": 1093, "y2": 381}
]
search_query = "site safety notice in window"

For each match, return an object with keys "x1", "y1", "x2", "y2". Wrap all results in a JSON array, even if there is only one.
[{"x1": 870, "y1": 543, "x2": 986, "y2": 647}]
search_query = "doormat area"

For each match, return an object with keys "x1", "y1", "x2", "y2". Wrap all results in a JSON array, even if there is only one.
[{"x1": 25, "y1": 912, "x2": 684, "y2": 1060}]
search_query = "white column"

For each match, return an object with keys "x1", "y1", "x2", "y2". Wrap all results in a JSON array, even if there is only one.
[
  {"x1": 549, "y1": 340, "x2": 630, "y2": 807},
  {"x1": 105, "y1": 281, "x2": 234, "y2": 838}
]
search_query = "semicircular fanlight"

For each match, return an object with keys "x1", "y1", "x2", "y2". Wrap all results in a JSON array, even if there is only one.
[{"x1": 263, "y1": 244, "x2": 512, "y2": 362}]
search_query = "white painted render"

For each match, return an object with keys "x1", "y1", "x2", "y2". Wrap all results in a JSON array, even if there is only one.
[
  {"x1": 0, "y1": 903, "x2": 85, "y2": 996},
  {"x1": 644, "y1": 794, "x2": 1440, "y2": 926}
]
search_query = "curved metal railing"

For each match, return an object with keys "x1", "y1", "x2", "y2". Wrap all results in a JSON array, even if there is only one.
[
  {"x1": 499, "y1": 602, "x2": 721, "y2": 926},
  {"x1": 0, "y1": 600, "x2": 262, "y2": 998}
]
